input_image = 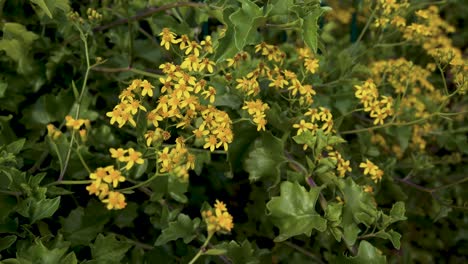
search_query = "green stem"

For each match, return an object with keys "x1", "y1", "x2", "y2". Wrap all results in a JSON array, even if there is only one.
[
  {"x1": 58, "y1": 27, "x2": 92, "y2": 182},
  {"x1": 354, "y1": 6, "x2": 377, "y2": 46},
  {"x1": 188, "y1": 233, "x2": 214, "y2": 264},
  {"x1": 118, "y1": 173, "x2": 169, "y2": 192},
  {"x1": 75, "y1": 146, "x2": 92, "y2": 174},
  {"x1": 46, "y1": 180, "x2": 92, "y2": 187},
  {"x1": 129, "y1": 68, "x2": 162, "y2": 79}
]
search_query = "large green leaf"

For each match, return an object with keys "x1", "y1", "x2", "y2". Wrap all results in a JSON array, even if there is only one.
[
  {"x1": 244, "y1": 132, "x2": 285, "y2": 186},
  {"x1": 337, "y1": 177, "x2": 378, "y2": 246},
  {"x1": 266, "y1": 181, "x2": 327, "y2": 242},
  {"x1": 16, "y1": 240, "x2": 73, "y2": 264},
  {"x1": 60, "y1": 204, "x2": 111, "y2": 246},
  {"x1": 154, "y1": 214, "x2": 200, "y2": 246}
]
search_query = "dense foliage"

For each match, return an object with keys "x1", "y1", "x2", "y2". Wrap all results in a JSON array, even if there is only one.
[{"x1": 0, "y1": 0, "x2": 467, "y2": 263}]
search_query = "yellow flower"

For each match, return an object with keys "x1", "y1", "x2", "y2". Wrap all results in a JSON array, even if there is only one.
[
  {"x1": 109, "y1": 148, "x2": 127, "y2": 162},
  {"x1": 203, "y1": 135, "x2": 218, "y2": 152},
  {"x1": 159, "y1": 28, "x2": 180, "y2": 50},
  {"x1": 140, "y1": 80, "x2": 154, "y2": 97},
  {"x1": 65, "y1": 115, "x2": 85, "y2": 130},
  {"x1": 359, "y1": 159, "x2": 377, "y2": 175},
  {"x1": 304, "y1": 58, "x2": 319, "y2": 74},
  {"x1": 124, "y1": 148, "x2": 144, "y2": 170},
  {"x1": 201, "y1": 86, "x2": 216, "y2": 103},
  {"x1": 89, "y1": 167, "x2": 108, "y2": 184},
  {"x1": 103, "y1": 166, "x2": 126, "y2": 188},
  {"x1": 200, "y1": 35, "x2": 214, "y2": 53},
  {"x1": 293, "y1": 120, "x2": 314, "y2": 135},
  {"x1": 86, "y1": 181, "x2": 101, "y2": 196},
  {"x1": 102, "y1": 191, "x2": 127, "y2": 210}
]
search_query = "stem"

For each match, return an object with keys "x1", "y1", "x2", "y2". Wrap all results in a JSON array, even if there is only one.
[
  {"x1": 46, "y1": 180, "x2": 92, "y2": 187},
  {"x1": 340, "y1": 114, "x2": 437, "y2": 135},
  {"x1": 354, "y1": 6, "x2": 377, "y2": 46},
  {"x1": 118, "y1": 173, "x2": 169, "y2": 192},
  {"x1": 58, "y1": 27, "x2": 91, "y2": 182},
  {"x1": 188, "y1": 233, "x2": 214, "y2": 264},
  {"x1": 75, "y1": 146, "x2": 92, "y2": 174}
]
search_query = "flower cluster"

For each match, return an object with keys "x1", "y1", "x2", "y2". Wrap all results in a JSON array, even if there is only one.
[
  {"x1": 86, "y1": 166, "x2": 127, "y2": 210},
  {"x1": 255, "y1": 42, "x2": 285, "y2": 63},
  {"x1": 359, "y1": 159, "x2": 384, "y2": 183},
  {"x1": 329, "y1": 150, "x2": 352, "y2": 177},
  {"x1": 373, "y1": 0, "x2": 409, "y2": 28},
  {"x1": 110, "y1": 147, "x2": 144, "y2": 170},
  {"x1": 293, "y1": 107, "x2": 334, "y2": 136},
  {"x1": 201, "y1": 200, "x2": 234, "y2": 234},
  {"x1": 106, "y1": 79, "x2": 151, "y2": 128},
  {"x1": 157, "y1": 138, "x2": 194, "y2": 181},
  {"x1": 198, "y1": 106, "x2": 233, "y2": 151},
  {"x1": 354, "y1": 79, "x2": 394, "y2": 125},
  {"x1": 242, "y1": 100, "x2": 269, "y2": 131}
]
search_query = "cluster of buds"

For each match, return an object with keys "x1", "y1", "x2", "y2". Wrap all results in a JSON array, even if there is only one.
[{"x1": 65, "y1": 115, "x2": 90, "y2": 142}]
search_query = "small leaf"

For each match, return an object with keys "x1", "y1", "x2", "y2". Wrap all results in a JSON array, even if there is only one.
[
  {"x1": 0, "y1": 235, "x2": 16, "y2": 252},
  {"x1": 30, "y1": 0, "x2": 53, "y2": 18},
  {"x1": 375, "y1": 229, "x2": 402, "y2": 249},
  {"x1": 154, "y1": 214, "x2": 200, "y2": 246},
  {"x1": 266, "y1": 181, "x2": 327, "y2": 242},
  {"x1": 301, "y1": 7, "x2": 328, "y2": 53},
  {"x1": 6, "y1": 139, "x2": 25, "y2": 155}
]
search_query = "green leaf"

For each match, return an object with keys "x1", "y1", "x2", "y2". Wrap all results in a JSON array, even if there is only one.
[
  {"x1": 244, "y1": 132, "x2": 285, "y2": 186},
  {"x1": 331, "y1": 241, "x2": 386, "y2": 264},
  {"x1": 16, "y1": 240, "x2": 70, "y2": 264},
  {"x1": 337, "y1": 177, "x2": 378, "y2": 246},
  {"x1": 114, "y1": 202, "x2": 139, "y2": 229},
  {"x1": 228, "y1": 122, "x2": 258, "y2": 173},
  {"x1": 219, "y1": 240, "x2": 259, "y2": 264},
  {"x1": 266, "y1": 181, "x2": 327, "y2": 242},
  {"x1": 16, "y1": 196, "x2": 60, "y2": 224},
  {"x1": 90, "y1": 234, "x2": 132, "y2": 264},
  {"x1": 60, "y1": 204, "x2": 111, "y2": 246},
  {"x1": 30, "y1": 0, "x2": 53, "y2": 18},
  {"x1": 0, "y1": 82, "x2": 7, "y2": 98},
  {"x1": 168, "y1": 176, "x2": 188, "y2": 203},
  {"x1": 382, "y1": 201, "x2": 406, "y2": 228},
  {"x1": 230, "y1": 0, "x2": 264, "y2": 50},
  {"x1": 301, "y1": 7, "x2": 328, "y2": 53},
  {"x1": 375, "y1": 229, "x2": 402, "y2": 249},
  {"x1": 154, "y1": 214, "x2": 200, "y2": 246},
  {"x1": 6, "y1": 138, "x2": 26, "y2": 154},
  {"x1": 0, "y1": 235, "x2": 16, "y2": 252}
]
